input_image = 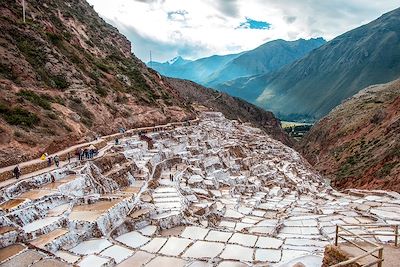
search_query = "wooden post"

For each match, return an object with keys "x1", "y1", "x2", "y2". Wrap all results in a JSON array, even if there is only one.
[
  {"x1": 335, "y1": 225, "x2": 339, "y2": 246},
  {"x1": 395, "y1": 225, "x2": 399, "y2": 247},
  {"x1": 22, "y1": 0, "x2": 26, "y2": 23},
  {"x1": 378, "y1": 248, "x2": 383, "y2": 267}
]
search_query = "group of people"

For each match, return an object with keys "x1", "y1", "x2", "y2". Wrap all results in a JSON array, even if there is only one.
[
  {"x1": 12, "y1": 145, "x2": 97, "y2": 181},
  {"x1": 76, "y1": 147, "x2": 98, "y2": 160},
  {"x1": 40, "y1": 153, "x2": 63, "y2": 168}
]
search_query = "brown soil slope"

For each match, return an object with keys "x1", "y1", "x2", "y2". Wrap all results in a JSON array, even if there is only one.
[
  {"x1": 168, "y1": 78, "x2": 292, "y2": 146},
  {"x1": 0, "y1": 0, "x2": 288, "y2": 167},
  {"x1": 299, "y1": 79, "x2": 400, "y2": 192}
]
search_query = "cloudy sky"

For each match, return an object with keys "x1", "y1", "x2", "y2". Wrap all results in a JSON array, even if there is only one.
[{"x1": 87, "y1": 0, "x2": 399, "y2": 62}]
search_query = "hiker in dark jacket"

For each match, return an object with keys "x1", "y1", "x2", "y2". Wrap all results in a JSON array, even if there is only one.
[
  {"x1": 13, "y1": 165, "x2": 21, "y2": 180},
  {"x1": 54, "y1": 155, "x2": 60, "y2": 167}
]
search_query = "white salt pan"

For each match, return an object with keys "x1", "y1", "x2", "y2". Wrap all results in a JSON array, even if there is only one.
[
  {"x1": 116, "y1": 231, "x2": 150, "y2": 248},
  {"x1": 70, "y1": 238, "x2": 112, "y2": 255}
]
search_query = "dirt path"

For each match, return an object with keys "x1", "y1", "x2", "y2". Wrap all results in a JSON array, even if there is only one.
[{"x1": 0, "y1": 118, "x2": 199, "y2": 185}]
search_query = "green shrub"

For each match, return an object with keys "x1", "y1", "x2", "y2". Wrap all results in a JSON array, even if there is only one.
[
  {"x1": 17, "y1": 90, "x2": 52, "y2": 110},
  {"x1": 70, "y1": 97, "x2": 82, "y2": 104},
  {"x1": 46, "y1": 32, "x2": 62, "y2": 46},
  {"x1": 0, "y1": 103, "x2": 40, "y2": 127},
  {"x1": 51, "y1": 74, "x2": 70, "y2": 90},
  {"x1": 16, "y1": 39, "x2": 47, "y2": 68},
  {"x1": 46, "y1": 111, "x2": 58, "y2": 120},
  {"x1": 53, "y1": 96, "x2": 65, "y2": 105},
  {"x1": 0, "y1": 63, "x2": 17, "y2": 80},
  {"x1": 116, "y1": 94, "x2": 128, "y2": 103},
  {"x1": 95, "y1": 60, "x2": 111, "y2": 73},
  {"x1": 378, "y1": 162, "x2": 396, "y2": 177},
  {"x1": 95, "y1": 86, "x2": 108, "y2": 97}
]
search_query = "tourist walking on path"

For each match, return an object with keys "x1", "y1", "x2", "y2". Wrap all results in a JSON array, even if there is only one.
[
  {"x1": 13, "y1": 165, "x2": 21, "y2": 180},
  {"x1": 67, "y1": 152, "x2": 71, "y2": 163},
  {"x1": 54, "y1": 155, "x2": 60, "y2": 168},
  {"x1": 47, "y1": 156, "x2": 52, "y2": 167},
  {"x1": 79, "y1": 149, "x2": 84, "y2": 160}
]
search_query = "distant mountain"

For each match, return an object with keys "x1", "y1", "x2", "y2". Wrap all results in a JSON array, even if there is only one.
[
  {"x1": 148, "y1": 53, "x2": 242, "y2": 85},
  {"x1": 148, "y1": 38, "x2": 325, "y2": 88},
  {"x1": 299, "y1": 79, "x2": 400, "y2": 192},
  {"x1": 232, "y1": 7, "x2": 400, "y2": 121},
  {"x1": 208, "y1": 38, "x2": 326, "y2": 87}
]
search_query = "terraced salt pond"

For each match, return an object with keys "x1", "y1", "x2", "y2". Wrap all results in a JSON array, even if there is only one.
[{"x1": 0, "y1": 112, "x2": 399, "y2": 266}]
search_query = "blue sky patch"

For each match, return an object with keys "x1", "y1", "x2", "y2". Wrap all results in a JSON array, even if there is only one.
[
  {"x1": 167, "y1": 10, "x2": 188, "y2": 21},
  {"x1": 237, "y1": 17, "x2": 271, "y2": 30}
]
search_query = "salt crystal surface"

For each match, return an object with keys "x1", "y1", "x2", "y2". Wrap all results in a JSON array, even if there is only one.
[
  {"x1": 22, "y1": 216, "x2": 61, "y2": 233},
  {"x1": 145, "y1": 256, "x2": 187, "y2": 267},
  {"x1": 183, "y1": 241, "x2": 224, "y2": 258},
  {"x1": 217, "y1": 261, "x2": 248, "y2": 267},
  {"x1": 186, "y1": 261, "x2": 213, "y2": 267},
  {"x1": 255, "y1": 236, "x2": 283, "y2": 249},
  {"x1": 220, "y1": 244, "x2": 254, "y2": 261},
  {"x1": 285, "y1": 238, "x2": 329, "y2": 247},
  {"x1": 279, "y1": 255, "x2": 323, "y2": 267},
  {"x1": 117, "y1": 251, "x2": 154, "y2": 267},
  {"x1": 54, "y1": 251, "x2": 80, "y2": 264},
  {"x1": 78, "y1": 255, "x2": 110, "y2": 267},
  {"x1": 228, "y1": 233, "x2": 258, "y2": 247},
  {"x1": 100, "y1": 245, "x2": 133, "y2": 263},
  {"x1": 70, "y1": 238, "x2": 112, "y2": 255},
  {"x1": 219, "y1": 220, "x2": 236, "y2": 229},
  {"x1": 141, "y1": 237, "x2": 167, "y2": 253},
  {"x1": 116, "y1": 231, "x2": 150, "y2": 248},
  {"x1": 224, "y1": 209, "x2": 244, "y2": 219},
  {"x1": 370, "y1": 208, "x2": 400, "y2": 220},
  {"x1": 138, "y1": 225, "x2": 157, "y2": 236},
  {"x1": 248, "y1": 226, "x2": 274, "y2": 235},
  {"x1": 280, "y1": 249, "x2": 309, "y2": 264},
  {"x1": 254, "y1": 248, "x2": 281, "y2": 262},
  {"x1": 235, "y1": 222, "x2": 252, "y2": 231},
  {"x1": 181, "y1": 226, "x2": 209, "y2": 240},
  {"x1": 205, "y1": 230, "x2": 232, "y2": 242},
  {"x1": 158, "y1": 237, "x2": 192, "y2": 256}
]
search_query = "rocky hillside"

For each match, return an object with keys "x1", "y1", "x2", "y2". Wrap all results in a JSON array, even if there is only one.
[
  {"x1": 168, "y1": 78, "x2": 292, "y2": 146},
  {"x1": 232, "y1": 7, "x2": 400, "y2": 121},
  {"x1": 0, "y1": 0, "x2": 288, "y2": 167},
  {"x1": 299, "y1": 79, "x2": 400, "y2": 192}
]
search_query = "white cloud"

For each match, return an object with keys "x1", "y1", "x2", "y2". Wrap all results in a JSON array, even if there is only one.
[{"x1": 87, "y1": 0, "x2": 399, "y2": 62}]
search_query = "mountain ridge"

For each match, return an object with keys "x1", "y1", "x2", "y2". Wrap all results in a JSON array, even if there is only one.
[
  {"x1": 148, "y1": 38, "x2": 326, "y2": 89},
  {"x1": 232, "y1": 7, "x2": 400, "y2": 121}
]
